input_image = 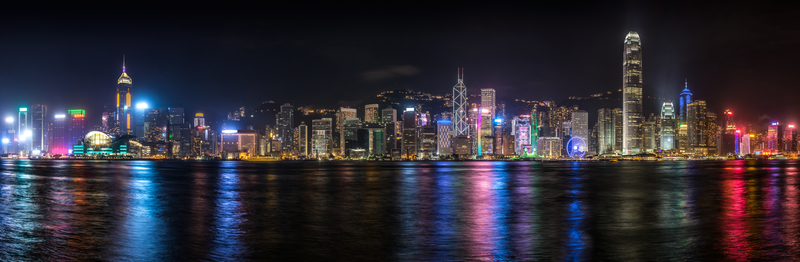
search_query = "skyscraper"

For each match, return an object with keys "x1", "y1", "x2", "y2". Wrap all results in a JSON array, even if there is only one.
[
  {"x1": 31, "y1": 104, "x2": 47, "y2": 153},
  {"x1": 660, "y1": 103, "x2": 676, "y2": 151},
  {"x1": 436, "y1": 120, "x2": 452, "y2": 155},
  {"x1": 571, "y1": 110, "x2": 588, "y2": 147},
  {"x1": 481, "y1": 88, "x2": 496, "y2": 120},
  {"x1": 622, "y1": 31, "x2": 642, "y2": 155},
  {"x1": 297, "y1": 121, "x2": 308, "y2": 157},
  {"x1": 117, "y1": 56, "x2": 133, "y2": 136},
  {"x1": 452, "y1": 68, "x2": 468, "y2": 137},
  {"x1": 402, "y1": 108, "x2": 418, "y2": 159},
  {"x1": 364, "y1": 104, "x2": 379, "y2": 123},
  {"x1": 597, "y1": 108, "x2": 616, "y2": 154},
  {"x1": 194, "y1": 113, "x2": 206, "y2": 128},
  {"x1": 277, "y1": 103, "x2": 294, "y2": 151},
  {"x1": 311, "y1": 118, "x2": 332, "y2": 158},
  {"x1": 51, "y1": 114, "x2": 68, "y2": 154},
  {"x1": 18, "y1": 107, "x2": 29, "y2": 155},
  {"x1": 68, "y1": 109, "x2": 86, "y2": 148},
  {"x1": 679, "y1": 79, "x2": 692, "y2": 121}
]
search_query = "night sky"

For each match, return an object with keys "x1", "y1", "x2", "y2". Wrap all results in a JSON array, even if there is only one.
[{"x1": 1, "y1": 2, "x2": 799, "y2": 127}]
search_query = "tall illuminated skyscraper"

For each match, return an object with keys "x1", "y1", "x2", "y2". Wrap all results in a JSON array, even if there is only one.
[
  {"x1": 679, "y1": 79, "x2": 692, "y2": 121},
  {"x1": 597, "y1": 108, "x2": 616, "y2": 154},
  {"x1": 452, "y1": 68, "x2": 468, "y2": 137},
  {"x1": 660, "y1": 103, "x2": 675, "y2": 150},
  {"x1": 622, "y1": 31, "x2": 643, "y2": 155},
  {"x1": 117, "y1": 56, "x2": 133, "y2": 136},
  {"x1": 481, "y1": 88, "x2": 496, "y2": 120},
  {"x1": 364, "y1": 104, "x2": 379, "y2": 123}
]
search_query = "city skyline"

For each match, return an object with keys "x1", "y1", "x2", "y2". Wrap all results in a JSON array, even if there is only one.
[{"x1": 1, "y1": 3, "x2": 799, "y2": 125}]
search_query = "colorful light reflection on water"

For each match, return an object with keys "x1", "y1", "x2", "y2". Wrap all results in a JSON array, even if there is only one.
[{"x1": 0, "y1": 160, "x2": 799, "y2": 260}]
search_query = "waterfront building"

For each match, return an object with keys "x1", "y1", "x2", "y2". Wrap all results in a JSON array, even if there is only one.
[
  {"x1": 342, "y1": 118, "x2": 361, "y2": 157},
  {"x1": 71, "y1": 131, "x2": 143, "y2": 157},
  {"x1": 512, "y1": 115, "x2": 532, "y2": 155},
  {"x1": 537, "y1": 137, "x2": 562, "y2": 158},
  {"x1": 116, "y1": 57, "x2": 133, "y2": 136},
  {"x1": 660, "y1": 103, "x2": 675, "y2": 151},
  {"x1": 677, "y1": 123, "x2": 689, "y2": 153},
  {"x1": 784, "y1": 125, "x2": 797, "y2": 153},
  {"x1": 452, "y1": 68, "x2": 469, "y2": 137},
  {"x1": 571, "y1": 110, "x2": 588, "y2": 153},
  {"x1": 68, "y1": 109, "x2": 86, "y2": 150},
  {"x1": 597, "y1": 109, "x2": 616, "y2": 154},
  {"x1": 481, "y1": 88, "x2": 496, "y2": 120},
  {"x1": 622, "y1": 31, "x2": 643, "y2": 155},
  {"x1": 436, "y1": 120, "x2": 452, "y2": 155},
  {"x1": 311, "y1": 118, "x2": 332, "y2": 158},
  {"x1": 361, "y1": 123, "x2": 384, "y2": 156},
  {"x1": 220, "y1": 129, "x2": 258, "y2": 159},
  {"x1": 402, "y1": 108, "x2": 418, "y2": 159},
  {"x1": 134, "y1": 103, "x2": 148, "y2": 139},
  {"x1": 297, "y1": 122, "x2": 308, "y2": 157},
  {"x1": 382, "y1": 106, "x2": 398, "y2": 153},
  {"x1": 643, "y1": 120, "x2": 656, "y2": 152},
  {"x1": 420, "y1": 125, "x2": 436, "y2": 159},
  {"x1": 51, "y1": 114, "x2": 68, "y2": 154},
  {"x1": 687, "y1": 100, "x2": 709, "y2": 147},
  {"x1": 679, "y1": 79, "x2": 692, "y2": 122},
  {"x1": 277, "y1": 103, "x2": 294, "y2": 151},
  {"x1": 194, "y1": 113, "x2": 206, "y2": 128},
  {"x1": 614, "y1": 108, "x2": 623, "y2": 153},
  {"x1": 365, "y1": 104, "x2": 379, "y2": 123},
  {"x1": 30, "y1": 104, "x2": 47, "y2": 154}
]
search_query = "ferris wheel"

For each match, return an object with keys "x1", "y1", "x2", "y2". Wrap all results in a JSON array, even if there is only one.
[{"x1": 566, "y1": 137, "x2": 587, "y2": 158}]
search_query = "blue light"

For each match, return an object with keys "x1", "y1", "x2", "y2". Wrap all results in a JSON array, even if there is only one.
[
  {"x1": 437, "y1": 120, "x2": 452, "y2": 123},
  {"x1": 406, "y1": 108, "x2": 415, "y2": 112},
  {"x1": 222, "y1": 130, "x2": 238, "y2": 134},
  {"x1": 772, "y1": 122, "x2": 778, "y2": 126},
  {"x1": 494, "y1": 119, "x2": 502, "y2": 123}
]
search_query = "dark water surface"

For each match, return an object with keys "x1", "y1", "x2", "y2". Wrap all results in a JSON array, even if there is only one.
[{"x1": 1, "y1": 160, "x2": 799, "y2": 261}]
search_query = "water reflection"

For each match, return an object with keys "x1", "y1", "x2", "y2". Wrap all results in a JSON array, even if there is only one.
[{"x1": 1, "y1": 160, "x2": 800, "y2": 260}]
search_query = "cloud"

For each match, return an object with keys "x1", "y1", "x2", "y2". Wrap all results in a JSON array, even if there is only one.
[{"x1": 360, "y1": 65, "x2": 420, "y2": 81}]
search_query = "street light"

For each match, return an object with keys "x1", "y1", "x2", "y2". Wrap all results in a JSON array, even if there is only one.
[{"x1": 4, "y1": 117, "x2": 12, "y2": 123}]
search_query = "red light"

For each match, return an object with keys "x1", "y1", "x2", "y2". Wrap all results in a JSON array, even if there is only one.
[
  {"x1": 736, "y1": 130, "x2": 741, "y2": 133},
  {"x1": 790, "y1": 125, "x2": 796, "y2": 128},
  {"x1": 727, "y1": 111, "x2": 733, "y2": 115}
]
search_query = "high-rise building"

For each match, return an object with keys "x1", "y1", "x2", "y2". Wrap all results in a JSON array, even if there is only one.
[
  {"x1": 512, "y1": 115, "x2": 532, "y2": 155},
  {"x1": 297, "y1": 121, "x2": 308, "y2": 157},
  {"x1": 365, "y1": 104, "x2": 379, "y2": 123},
  {"x1": 277, "y1": 103, "x2": 294, "y2": 151},
  {"x1": 687, "y1": 100, "x2": 712, "y2": 148},
  {"x1": 679, "y1": 79, "x2": 692, "y2": 122},
  {"x1": 116, "y1": 56, "x2": 133, "y2": 136},
  {"x1": 614, "y1": 108, "x2": 623, "y2": 153},
  {"x1": 31, "y1": 104, "x2": 47, "y2": 154},
  {"x1": 571, "y1": 110, "x2": 588, "y2": 151},
  {"x1": 342, "y1": 118, "x2": 360, "y2": 157},
  {"x1": 597, "y1": 108, "x2": 616, "y2": 154},
  {"x1": 194, "y1": 113, "x2": 206, "y2": 128},
  {"x1": 784, "y1": 125, "x2": 797, "y2": 153},
  {"x1": 481, "y1": 88, "x2": 496, "y2": 120},
  {"x1": 51, "y1": 114, "x2": 68, "y2": 154},
  {"x1": 337, "y1": 107, "x2": 357, "y2": 132},
  {"x1": 767, "y1": 122, "x2": 783, "y2": 153},
  {"x1": 622, "y1": 31, "x2": 643, "y2": 155},
  {"x1": 18, "y1": 107, "x2": 29, "y2": 154},
  {"x1": 402, "y1": 108, "x2": 418, "y2": 159},
  {"x1": 660, "y1": 103, "x2": 676, "y2": 151},
  {"x1": 134, "y1": 103, "x2": 149, "y2": 140},
  {"x1": 68, "y1": 109, "x2": 86, "y2": 149},
  {"x1": 311, "y1": 118, "x2": 332, "y2": 158},
  {"x1": 382, "y1": 106, "x2": 398, "y2": 153},
  {"x1": 643, "y1": 121, "x2": 656, "y2": 152},
  {"x1": 436, "y1": 120, "x2": 452, "y2": 155},
  {"x1": 452, "y1": 68, "x2": 469, "y2": 137}
]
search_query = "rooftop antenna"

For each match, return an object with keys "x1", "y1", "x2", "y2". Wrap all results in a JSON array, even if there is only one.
[{"x1": 123, "y1": 54, "x2": 126, "y2": 73}]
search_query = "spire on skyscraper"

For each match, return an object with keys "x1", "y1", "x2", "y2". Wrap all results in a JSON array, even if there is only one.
[{"x1": 123, "y1": 54, "x2": 126, "y2": 73}]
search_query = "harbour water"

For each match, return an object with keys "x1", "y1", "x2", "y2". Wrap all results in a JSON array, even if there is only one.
[{"x1": 0, "y1": 160, "x2": 798, "y2": 261}]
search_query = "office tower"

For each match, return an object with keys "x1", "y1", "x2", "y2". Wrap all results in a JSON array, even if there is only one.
[
  {"x1": 687, "y1": 100, "x2": 709, "y2": 147},
  {"x1": 311, "y1": 118, "x2": 332, "y2": 158},
  {"x1": 785, "y1": 125, "x2": 797, "y2": 153},
  {"x1": 18, "y1": 107, "x2": 29, "y2": 154},
  {"x1": 342, "y1": 118, "x2": 360, "y2": 157},
  {"x1": 365, "y1": 104, "x2": 379, "y2": 123},
  {"x1": 277, "y1": 103, "x2": 294, "y2": 151},
  {"x1": 31, "y1": 104, "x2": 47, "y2": 153},
  {"x1": 50, "y1": 114, "x2": 68, "y2": 154},
  {"x1": 117, "y1": 56, "x2": 133, "y2": 136},
  {"x1": 382, "y1": 106, "x2": 398, "y2": 153},
  {"x1": 194, "y1": 113, "x2": 206, "y2": 128},
  {"x1": 597, "y1": 108, "x2": 616, "y2": 154},
  {"x1": 337, "y1": 107, "x2": 357, "y2": 132},
  {"x1": 614, "y1": 108, "x2": 623, "y2": 153},
  {"x1": 741, "y1": 132, "x2": 752, "y2": 155},
  {"x1": 512, "y1": 115, "x2": 532, "y2": 155},
  {"x1": 719, "y1": 110, "x2": 736, "y2": 156},
  {"x1": 143, "y1": 108, "x2": 165, "y2": 143},
  {"x1": 452, "y1": 68, "x2": 469, "y2": 137},
  {"x1": 679, "y1": 79, "x2": 692, "y2": 121},
  {"x1": 643, "y1": 121, "x2": 656, "y2": 152},
  {"x1": 361, "y1": 123, "x2": 384, "y2": 156},
  {"x1": 767, "y1": 123, "x2": 783, "y2": 152},
  {"x1": 677, "y1": 123, "x2": 689, "y2": 152},
  {"x1": 179, "y1": 123, "x2": 192, "y2": 158},
  {"x1": 402, "y1": 108, "x2": 418, "y2": 159},
  {"x1": 537, "y1": 137, "x2": 562, "y2": 158},
  {"x1": 68, "y1": 109, "x2": 86, "y2": 148},
  {"x1": 493, "y1": 118, "x2": 504, "y2": 155},
  {"x1": 481, "y1": 88, "x2": 496, "y2": 120},
  {"x1": 705, "y1": 113, "x2": 718, "y2": 154},
  {"x1": 297, "y1": 121, "x2": 308, "y2": 157},
  {"x1": 220, "y1": 130, "x2": 258, "y2": 159},
  {"x1": 622, "y1": 31, "x2": 643, "y2": 155},
  {"x1": 168, "y1": 107, "x2": 185, "y2": 155},
  {"x1": 660, "y1": 103, "x2": 676, "y2": 151},
  {"x1": 723, "y1": 110, "x2": 735, "y2": 134},
  {"x1": 571, "y1": 110, "x2": 588, "y2": 146},
  {"x1": 436, "y1": 120, "x2": 452, "y2": 155},
  {"x1": 134, "y1": 103, "x2": 148, "y2": 140},
  {"x1": 420, "y1": 125, "x2": 436, "y2": 159}
]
